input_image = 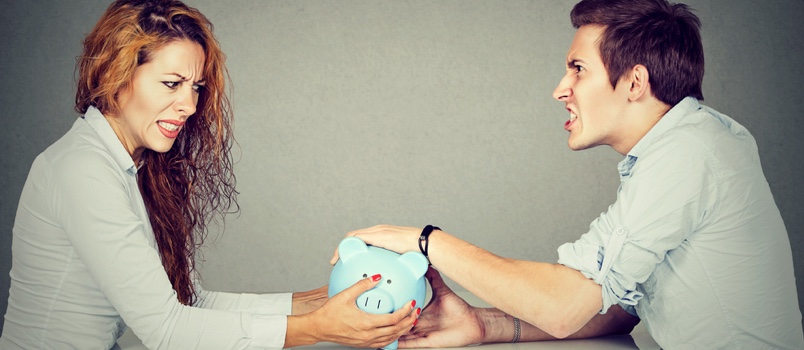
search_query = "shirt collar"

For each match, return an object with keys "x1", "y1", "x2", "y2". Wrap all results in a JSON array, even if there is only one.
[
  {"x1": 618, "y1": 97, "x2": 702, "y2": 177},
  {"x1": 83, "y1": 106, "x2": 139, "y2": 175}
]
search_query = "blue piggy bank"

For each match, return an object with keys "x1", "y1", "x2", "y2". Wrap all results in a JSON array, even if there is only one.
[{"x1": 328, "y1": 236, "x2": 428, "y2": 350}]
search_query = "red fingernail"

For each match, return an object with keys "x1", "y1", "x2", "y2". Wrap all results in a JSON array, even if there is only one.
[
  {"x1": 411, "y1": 300, "x2": 416, "y2": 308},
  {"x1": 413, "y1": 319, "x2": 418, "y2": 327},
  {"x1": 371, "y1": 274, "x2": 382, "y2": 282},
  {"x1": 416, "y1": 308, "x2": 421, "y2": 316}
]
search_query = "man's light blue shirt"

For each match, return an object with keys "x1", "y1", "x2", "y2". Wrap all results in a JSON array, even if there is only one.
[
  {"x1": 558, "y1": 97, "x2": 803, "y2": 349},
  {"x1": 1, "y1": 107, "x2": 292, "y2": 349}
]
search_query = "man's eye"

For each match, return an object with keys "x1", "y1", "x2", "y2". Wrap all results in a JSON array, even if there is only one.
[
  {"x1": 162, "y1": 81, "x2": 180, "y2": 89},
  {"x1": 574, "y1": 64, "x2": 584, "y2": 73}
]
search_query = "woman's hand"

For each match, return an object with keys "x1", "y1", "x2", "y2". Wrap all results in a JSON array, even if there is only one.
[
  {"x1": 286, "y1": 274, "x2": 421, "y2": 348},
  {"x1": 330, "y1": 225, "x2": 422, "y2": 265},
  {"x1": 399, "y1": 267, "x2": 485, "y2": 348}
]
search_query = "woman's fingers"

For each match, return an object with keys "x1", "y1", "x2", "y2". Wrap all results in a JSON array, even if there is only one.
[{"x1": 324, "y1": 276, "x2": 422, "y2": 348}]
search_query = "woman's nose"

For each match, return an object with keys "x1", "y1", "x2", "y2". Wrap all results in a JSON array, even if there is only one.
[{"x1": 174, "y1": 87, "x2": 197, "y2": 117}]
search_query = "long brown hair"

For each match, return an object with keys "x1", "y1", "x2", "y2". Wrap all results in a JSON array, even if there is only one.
[{"x1": 75, "y1": 0, "x2": 237, "y2": 305}]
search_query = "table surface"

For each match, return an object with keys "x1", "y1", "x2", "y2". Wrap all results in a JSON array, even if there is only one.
[{"x1": 117, "y1": 291, "x2": 660, "y2": 350}]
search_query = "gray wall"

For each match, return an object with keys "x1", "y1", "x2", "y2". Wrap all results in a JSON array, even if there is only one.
[{"x1": 1, "y1": 0, "x2": 802, "y2": 335}]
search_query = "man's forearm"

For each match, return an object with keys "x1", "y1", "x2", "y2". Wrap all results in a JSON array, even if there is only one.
[
  {"x1": 426, "y1": 229, "x2": 603, "y2": 337},
  {"x1": 478, "y1": 305, "x2": 639, "y2": 343}
]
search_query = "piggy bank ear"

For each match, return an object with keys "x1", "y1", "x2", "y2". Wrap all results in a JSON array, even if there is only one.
[
  {"x1": 337, "y1": 236, "x2": 369, "y2": 263},
  {"x1": 398, "y1": 252, "x2": 429, "y2": 278}
]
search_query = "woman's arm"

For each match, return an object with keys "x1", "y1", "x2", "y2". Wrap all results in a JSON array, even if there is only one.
[
  {"x1": 290, "y1": 285, "x2": 328, "y2": 315},
  {"x1": 52, "y1": 151, "x2": 417, "y2": 349}
]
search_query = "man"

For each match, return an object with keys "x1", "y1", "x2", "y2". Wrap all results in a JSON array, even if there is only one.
[{"x1": 338, "y1": 0, "x2": 803, "y2": 348}]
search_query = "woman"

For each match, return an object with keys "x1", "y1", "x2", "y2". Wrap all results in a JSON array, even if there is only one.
[{"x1": 0, "y1": 1, "x2": 418, "y2": 349}]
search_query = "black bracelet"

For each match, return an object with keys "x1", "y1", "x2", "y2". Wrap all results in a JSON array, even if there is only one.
[{"x1": 418, "y1": 225, "x2": 441, "y2": 260}]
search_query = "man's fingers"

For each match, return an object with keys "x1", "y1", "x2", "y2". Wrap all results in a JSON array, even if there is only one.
[
  {"x1": 425, "y1": 266, "x2": 449, "y2": 291},
  {"x1": 399, "y1": 334, "x2": 432, "y2": 349}
]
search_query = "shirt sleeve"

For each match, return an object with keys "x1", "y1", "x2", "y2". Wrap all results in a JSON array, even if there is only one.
[
  {"x1": 557, "y1": 131, "x2": 718, "y2": 314},
  {"x1": 193, "y1": 276, "x2": 293, "y2": 315},
  {"x1": 49, "y1": 150, "x2": 287, "y2": 349}
]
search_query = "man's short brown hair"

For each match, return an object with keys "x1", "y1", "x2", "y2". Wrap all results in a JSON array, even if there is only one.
[{"x1": 571, "y1": 0, "x2": 704, "y2": 105}]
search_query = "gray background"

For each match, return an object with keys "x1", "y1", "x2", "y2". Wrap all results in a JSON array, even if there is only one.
[{"x1": 1, "y1": 0, "x2": 802, "y2": 336}]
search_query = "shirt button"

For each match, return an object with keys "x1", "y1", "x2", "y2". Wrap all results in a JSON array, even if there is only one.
[{"x1": 616, "y1": 228, "x2": 625, "y2": 235}]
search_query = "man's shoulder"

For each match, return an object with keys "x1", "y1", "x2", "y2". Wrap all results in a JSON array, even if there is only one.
[
  {"x1": 640, "y1": 109, "x2": 760, "y2": 182},
  {"x1": 655, "y1": 107, "x2": 750, "y2": 155}
]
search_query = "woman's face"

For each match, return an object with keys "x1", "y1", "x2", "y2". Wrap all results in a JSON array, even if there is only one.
[{"x1": 109, "y1": 39, "x2": 205, "y2": 164}]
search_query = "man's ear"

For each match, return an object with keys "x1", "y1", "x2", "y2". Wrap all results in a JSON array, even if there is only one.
[{"x1": 627, "y1": 64, "x2": 651, "y2": 102}]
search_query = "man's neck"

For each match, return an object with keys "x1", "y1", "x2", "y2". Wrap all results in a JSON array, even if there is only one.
[{"x1": 611, "y1": 99, "x2": 671, "y2": 155}]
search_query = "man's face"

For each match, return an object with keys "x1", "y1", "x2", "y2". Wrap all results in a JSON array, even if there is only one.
[{"x1": 552, "y1": 25, "x2": 631, "y2": 152}]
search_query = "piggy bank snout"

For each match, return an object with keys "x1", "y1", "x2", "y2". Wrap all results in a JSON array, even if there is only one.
[{"x1": 357, "y1": 288, "x2": 395, "y2": 314}]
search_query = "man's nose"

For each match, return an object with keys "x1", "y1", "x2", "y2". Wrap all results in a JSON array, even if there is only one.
[{"x1": 552, "y1": 75, "x2": 571, "y2": 101}]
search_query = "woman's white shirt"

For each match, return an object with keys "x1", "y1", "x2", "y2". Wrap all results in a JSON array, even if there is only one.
[{"x1": 0, "y1": 107, "x2": 291, "y2": 350}]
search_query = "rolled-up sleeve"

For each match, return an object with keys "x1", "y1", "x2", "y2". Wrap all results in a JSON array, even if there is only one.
[{"x1": 558, "y1": 130, "x2": 717, "y2": 314}]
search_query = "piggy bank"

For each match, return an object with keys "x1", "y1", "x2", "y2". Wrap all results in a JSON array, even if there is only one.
[{"x1": 328, "y1": 236, "x2": 428, "y2": 350}]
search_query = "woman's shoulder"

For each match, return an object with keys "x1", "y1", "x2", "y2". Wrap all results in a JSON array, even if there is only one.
[{"x1": 41, "y1": 118, "x2": 120, "y2": 177}]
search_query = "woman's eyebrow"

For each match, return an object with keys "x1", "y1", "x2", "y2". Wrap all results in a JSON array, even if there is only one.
[{"x1": 166, "y1": 72, "x2": 204, "y2": 84}]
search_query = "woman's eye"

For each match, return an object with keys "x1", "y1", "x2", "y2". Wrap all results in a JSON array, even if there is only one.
[
  {"x1": 162, "y1": 81, "x2": 180, "y2": 89},
  {"x1": 192, "y1": 84, "x2": 204, "y2": 92}
]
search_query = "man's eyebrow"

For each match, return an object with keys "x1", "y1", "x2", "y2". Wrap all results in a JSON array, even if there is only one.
[{"x1": 566, "y1": 58, "x2": 586, "y2": 67}]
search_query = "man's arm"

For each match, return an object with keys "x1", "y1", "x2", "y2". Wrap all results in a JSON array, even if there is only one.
[
  {"x1": 341, "y1": 225, "x2": 606, "y2": 338},
  {"x1": 426, "y1": 229, "x2": 603, "y2": 338},
  {"x1": 399, "y1": 267, "x2": 637, "y2": 348},
  {"x1": 477, "y1": 304, "x2": 639, "y2": 343}
]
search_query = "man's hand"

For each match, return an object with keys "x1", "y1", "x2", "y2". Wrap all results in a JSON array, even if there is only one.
[
  {"x1": 330, "y1": 225, "x2": 422, "y2": 265},
  {"x1": 399, "y1": 267, "x2": 485, "y2": 348}
]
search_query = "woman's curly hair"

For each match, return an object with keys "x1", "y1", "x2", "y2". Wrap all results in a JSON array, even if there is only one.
[{"x1": 75, "y1": 0, "x2": 238, "y2": 305}]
